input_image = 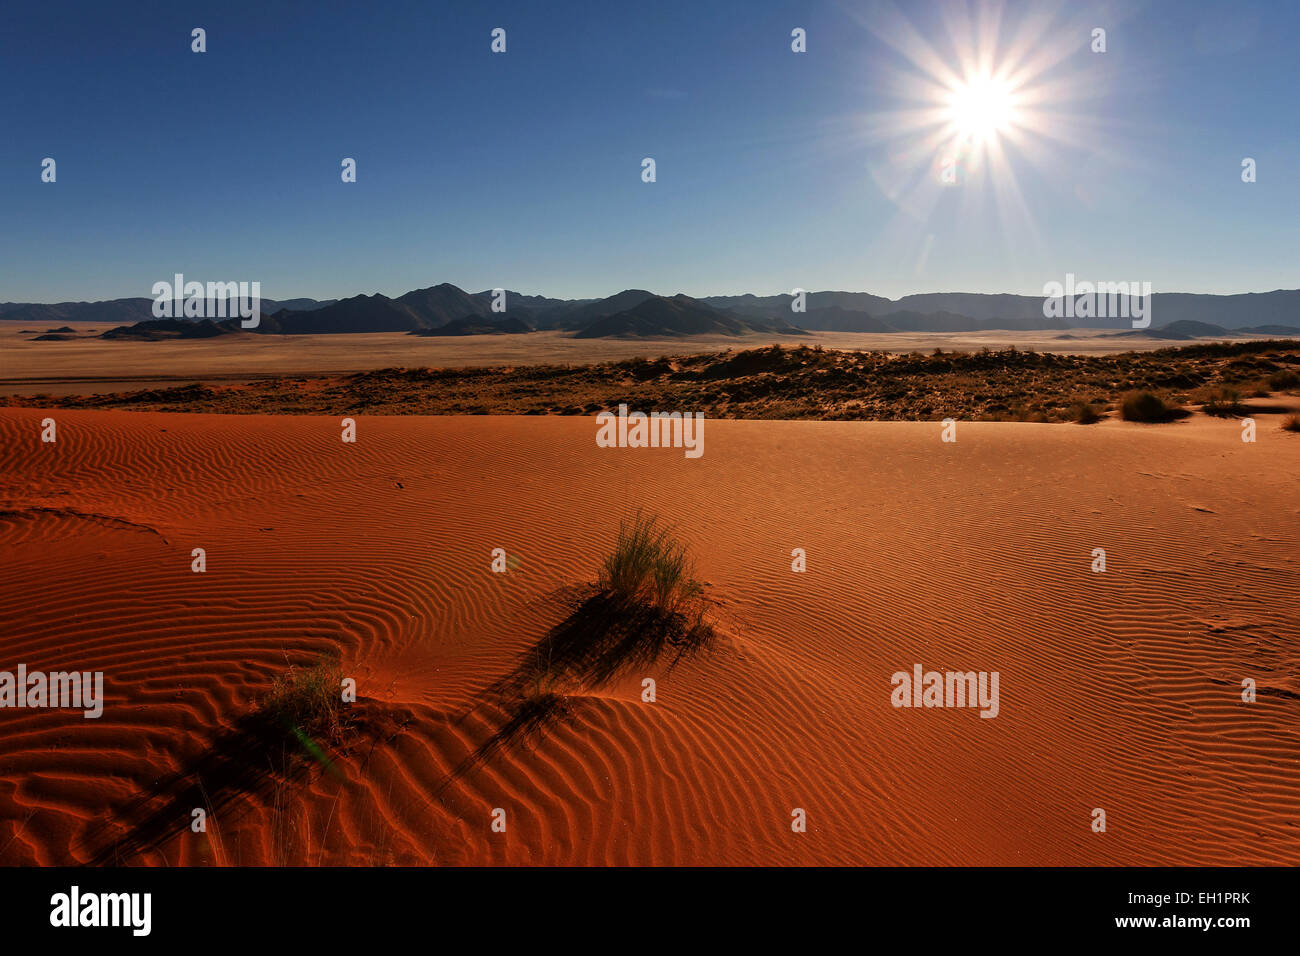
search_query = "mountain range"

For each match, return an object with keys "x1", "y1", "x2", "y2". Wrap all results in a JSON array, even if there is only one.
[{"x1": 5, "y1": 285, "x2": 1298, "y2": 339}]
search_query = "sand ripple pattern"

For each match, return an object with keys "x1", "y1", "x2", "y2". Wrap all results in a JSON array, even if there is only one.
[{"x1": 1, "y1": 410, "x2": 1297, "y2": 865}]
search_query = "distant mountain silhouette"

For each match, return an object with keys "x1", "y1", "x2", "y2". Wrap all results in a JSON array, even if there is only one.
[
  {"x1": 2, "y1": 298, "x2": 157, "y2": 326},
  {"x1": 892, "y1": 292, "x2": 1049, "y2": 321},
  {"x1": 704, "y1": 291, "x2": 896, "y2": 318},
  {"x1": 250, "y1": 284, "x2": 551, "y2": 334},
  {"x1": 536, "y1": 289, "x2": 659, "y2": 331},
  {"x1": 409, "y1": 316, "x2": 533, "y2": 336},
  {"x1": 1110, "y1": 319, "x2": 1300, "y2": 340},
  {"x1": 101, "y1": 318, "x2": 234, "y2": 340},
  {"x1": 11, "y1": 284, "x2": 1298, "y2": 337},
  {"x1": 573, "y1": 294, "x2": 808, "y2": 338},
  {"x1": 1144, "y1": 292, "x2": 1300, "y2": 328},
  {"x1": 1142, "y1": 319, "x2": 1237, "y2": 340},
  {"x1": 703, "y1": 289, "x2": 1300, "y2": 331},
  {"x1": 395, "y1": 283, "x2": 488, "y2": 326},
  {"x1": 1238, "y1": 324, "x2": 1300, "y2": 336},
  {"x1": 265, "y1": 297, "x2": 335, "y2": 312},
  {"x1": 474, "y1": 290, "x2": 577, "y2": 314},
  {"x1": 794, "y1": 307, "x2": 897, "y2": 333},
  {"x1": 246, "y1": 294, "x2": 422, "y2": 333},
  {"x1": 1, "y1": 297, "x2": 332, "y2": 326}
]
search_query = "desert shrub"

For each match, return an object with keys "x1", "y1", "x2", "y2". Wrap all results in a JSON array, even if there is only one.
[
  {"x1": 1283, "y1": 415, "x2": 1300, "y2": 433},
  {"x1": 600, "y1": 511, "x2": 702, "y2": 616},
  {"x1": 261, "y1": 657, "x2": 347, "y2": 742},
  {"x1": 1199, "y1": 386, "x2": 1245, "y2": 417},
  {"x1": 1120, "y1": 390, "x2": 1183, "y2": 423},
  {"x1": 1267, "y1": 369, "x2": 1300, "y2": 390},
  {"x1": 1072, "y1": 402, "x2": 1102, "y2": 425}
]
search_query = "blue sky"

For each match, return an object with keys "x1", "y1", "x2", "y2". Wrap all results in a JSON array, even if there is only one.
[{"x1": 1, "y1": 0, "x2": 1296, "y2": 302}]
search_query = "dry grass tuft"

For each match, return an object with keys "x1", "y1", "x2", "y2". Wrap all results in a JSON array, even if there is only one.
[{"x1": 261, "y1": 657, "x2": 348, "y2": 744}]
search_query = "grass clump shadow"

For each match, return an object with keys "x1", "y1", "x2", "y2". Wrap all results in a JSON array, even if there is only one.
[
  {"x1": 437, "y1": 512, "x2": 716, "y2": 791},
  {"x1": 81, "y1": 653, "x2": 407, "y2": 865}
]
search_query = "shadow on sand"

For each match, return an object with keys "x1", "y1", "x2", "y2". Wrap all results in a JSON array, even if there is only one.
[
  {"x1": 435, "y1": 586, "x2": 715, "y2": 794},
  {"x1": 80, "y1": 704, "x2": 404, "y2": 865},
  {"x1": 83, "y1": 589, "x2": 712, "y2": 861}
]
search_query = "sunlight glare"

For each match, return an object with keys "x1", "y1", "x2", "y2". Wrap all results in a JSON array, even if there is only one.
[{"x1": 946, "y1": 73, "x2": 1018, "y2": 142}]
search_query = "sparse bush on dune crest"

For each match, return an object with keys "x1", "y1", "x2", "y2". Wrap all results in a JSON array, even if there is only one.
[
  {"x1": 600, "y1": 511, "x2": 706, "y2": 621},
  {"x1": 486, "y1": 512, "x2": 714, "y2": 733}
]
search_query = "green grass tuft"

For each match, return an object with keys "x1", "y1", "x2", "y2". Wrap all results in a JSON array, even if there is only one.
[{"x1": 600, "y1": 511, "x2": 704, "y2": 617}]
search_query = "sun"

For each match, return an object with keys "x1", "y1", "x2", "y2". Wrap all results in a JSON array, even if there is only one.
[
  {"x1": 946, "y1": 73, "x2": 1019, "y2": 143},
  {"x1": 838, "y1": 1, "x2": 1114, "y2": 277}
]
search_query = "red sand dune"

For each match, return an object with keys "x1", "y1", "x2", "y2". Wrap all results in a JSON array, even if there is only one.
[{"x1": 1, "y1": 408, "x2": 1298, "y2": 865}]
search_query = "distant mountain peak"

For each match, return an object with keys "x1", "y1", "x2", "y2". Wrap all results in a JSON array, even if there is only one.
[{"x1": 7, "y1": 286, "x2": 1298, "y2": 338}]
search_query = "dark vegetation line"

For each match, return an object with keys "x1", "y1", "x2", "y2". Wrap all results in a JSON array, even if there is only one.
[{"x1": 7, "y1": 340, "x2": 1300, "y2": 424}]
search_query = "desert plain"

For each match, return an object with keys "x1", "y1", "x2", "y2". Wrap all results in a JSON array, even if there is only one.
[
  {"x1": 0, "y1": 321, "x2": 1268, "y2": 396},
  {"x1": 1, "y1": 333, "x2": 1298, "y2": 866}
]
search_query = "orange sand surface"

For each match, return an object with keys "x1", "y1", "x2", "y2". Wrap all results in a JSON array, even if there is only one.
[{"x1": 1, "y1": 408, "x2": 1298, "y2": 865}]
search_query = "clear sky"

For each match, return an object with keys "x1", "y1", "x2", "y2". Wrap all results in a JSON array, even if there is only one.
[{"x1": 1, "y1": 0, "x2": 1296, "y2": 303}]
